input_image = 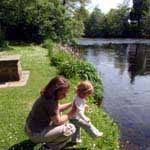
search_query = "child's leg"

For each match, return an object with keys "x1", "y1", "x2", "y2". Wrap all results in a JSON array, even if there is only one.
[
  {"x1": 77, "y1": 119, "x2": 103, "y2": 139},
  {"x1": 88, "y1": 122, "x2": 103, "y2": 138},
  {"x1": 70, "y1": 119, "x2": 81, "y2": 142},
  {"x1": 72, "y1": 124, "x2": 81, "y2": 142}
]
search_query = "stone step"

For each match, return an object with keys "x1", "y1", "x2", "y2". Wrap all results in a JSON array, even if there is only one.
[{"x1": 0, "y1": 55, "x2": 22, "y2": 82}]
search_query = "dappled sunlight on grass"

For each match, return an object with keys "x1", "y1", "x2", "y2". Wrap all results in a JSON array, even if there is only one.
[
  {"x1": 0, "y1": 45, "x2": 120, "y2": 150},
  {"x1": 0, "y1": 45, "x2": 57, "y2": 149}
]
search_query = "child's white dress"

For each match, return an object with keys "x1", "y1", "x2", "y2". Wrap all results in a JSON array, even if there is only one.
[{"x1": 70, "y1": 95, "x2": 103, "y2": 143}]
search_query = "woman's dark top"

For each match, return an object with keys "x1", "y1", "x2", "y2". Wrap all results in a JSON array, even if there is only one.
[{"x1": 26, "y1": 96, "x2": 58, "y2": 133}]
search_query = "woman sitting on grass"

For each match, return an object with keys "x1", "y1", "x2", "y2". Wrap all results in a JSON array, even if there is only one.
[{"x1": 25, "y1": 76, "x2": 76, "y2": 150}]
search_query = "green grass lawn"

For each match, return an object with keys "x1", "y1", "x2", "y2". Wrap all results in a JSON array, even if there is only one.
[{"x1": 0, "y1": 45, "x2": 120, "y2": 150}]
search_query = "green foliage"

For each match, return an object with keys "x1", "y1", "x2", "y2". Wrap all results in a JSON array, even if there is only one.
[
  {"x1": 1, "y1": 0, "x2": 150, "y2": 41},
  {"x1": 59, "y1": 60, "x2": 103, "y2": 101},
  {"x1": 84, "y1": 7, "x2": 105, "y2": 37},
  {"x1": 0, "y1": 32, "x2": 4, "y2": 48},
  {"x1": 62, "y1": 17, "x2": 84, "y2": 44},
  {"x1": 62, "y1": 0, "x2": 90, "y2": 12},
  {"x1": 0, "y1": 0, "x2": 84, "y2": 43},
  {"x1": 129, "y1": 0, "x2": 150, "y2": 37},
  {"x1": 0, "y1": 45, "x2": 58, "y2": 150},
  {"x1": 131, "y1": 0, "x2": 150, "y2": 20},
  {"x1": 0, "y1": 31, "x2": 7, "y2": 49},
  {"x1": 73, "y1": 6, "x2": 90, "y2": 23},
  {"x1": 0, "y1": 44, "x2": 120, "y2": 150},
  {"x1": 43, "y1": 39, "x2": 55, "y2": 57},
  {"x1": 50, "y1": 48, "x2": 103, "y2": 102},
  {"x1": 142, "y1": 11, "x2": 150, "y2": 38},
  {"x1": 84, "y1": 5, "x2": 130, "y2": 38},
  {"x1": 83, "y1": 104, "x2": 120, "y2": 150},
  {"x1": 51, "y1": 51, "x2": 72, "y2": 67},
  {"x1": 105, "y1": 5, "x2": 130, "y2": 37},
  {"x1": 83, "y1": 2, "x2": 150, "y2": 38}
]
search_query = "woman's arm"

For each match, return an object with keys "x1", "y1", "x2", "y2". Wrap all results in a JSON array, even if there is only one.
[
  {"x1": 59, "y1": 102, "x2": 72, "y2": 112},
  {"x1": 51, "y1": 104, "x2": 76, "y2": 125},
  {"x1": 51, "y1": 114, "x2": 69, "y2": 125}
]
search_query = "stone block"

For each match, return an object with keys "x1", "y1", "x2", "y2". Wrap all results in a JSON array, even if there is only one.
[{"x1": 0, "y1": 55, "x2": 22, "y2": 82}]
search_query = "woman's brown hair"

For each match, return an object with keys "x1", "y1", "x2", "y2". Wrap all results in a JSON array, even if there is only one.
[{"x1": 41, "y1": 76, "x2": 69, "y2": 100}]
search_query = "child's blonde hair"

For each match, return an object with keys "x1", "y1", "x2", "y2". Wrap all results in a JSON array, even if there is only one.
[{"x1": 77, "y1": 80, "x2": 94, "y2": 95}]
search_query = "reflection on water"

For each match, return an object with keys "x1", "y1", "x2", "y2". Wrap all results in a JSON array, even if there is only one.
[
  {"x1": 128, "y1": 44, "x2": 150, "y2": 84},
  {"x1": 80, "y1": 44, "x2": 150, "y2": 150}
]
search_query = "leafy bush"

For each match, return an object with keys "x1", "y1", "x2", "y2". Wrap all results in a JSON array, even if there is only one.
[
  {"x1": 0, "y1": 34, "x2": 4, "y2": 48},
  {"x1": 50, "y1": 49, "x2": 103, "y2": 102},
  {"x1": 59, "y1": 60, "x2": 103, "y2": 101},
  {"x1": 0, "y1": 32, "x2": 7, "y2": 50},
  {"x1": 43, "y1": 41, "x2": 103, "y2": 102},
  {"x1": 51, "y1": 51, "x2": 69, "y2": 66},
  {"x1": 0, "y1": 44, "x2": 120, "y2": 150},
  {"x1": 43, "y1": 39, "x2": 55, "y2": 57},
  {"x1": 0, "y1": 0, "x2": 84, "y2": 43}
]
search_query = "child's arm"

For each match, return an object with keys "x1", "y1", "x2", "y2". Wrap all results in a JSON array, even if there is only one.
[{"x1": 74, "y1": 98, "x2": 90, "y2": 122}]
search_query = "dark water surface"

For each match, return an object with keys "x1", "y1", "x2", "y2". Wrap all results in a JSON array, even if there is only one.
[{"x1": 80, "y1": 42, "x2": 150, "y2": 150}]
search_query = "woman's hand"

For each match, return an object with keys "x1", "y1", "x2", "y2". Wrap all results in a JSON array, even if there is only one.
[
  {"x1": 51, "y1": 103, "x2": 76, "y2": 125},
  {"x1": 68, "y1": 103, "x2": 76, "y2": 119}
]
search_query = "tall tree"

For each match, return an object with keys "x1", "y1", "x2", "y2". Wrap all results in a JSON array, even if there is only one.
[
  {"x1": 62, "y1": 0, "x2": 90, "y2": 6},
  {"x1": 73, "y1": 6, "x2": 89, "y2": 22},
  {"x1": 129, "y1": 0, "x2": 150, "y2": 37},
  {"x1": 130, "y1": 0, "x2": 150, "y2": 22},
  {"x1": 0, "y1": 0, "x2": 84, "y2": 43},
  {"x1": 142, "y1": 9, "x2": 150, "y2": 37},
  {"x1": 84, "y1": 7, "x2": 105, "y2": 37},
  {"x1": 105, "y1": 5, "x2": 130, "y2": 37},
  {"x1": 61, "y1": 0, "x2": 90, "y2": 13}
]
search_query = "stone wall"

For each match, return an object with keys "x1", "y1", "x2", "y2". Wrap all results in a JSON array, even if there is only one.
[{"x1": 0, "y1": 55, "x2": 22, "y2": 82}]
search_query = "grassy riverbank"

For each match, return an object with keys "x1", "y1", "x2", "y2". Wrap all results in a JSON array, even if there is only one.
[{"x1": 0, "y1": 44, "x2": 120, "y2": 150}]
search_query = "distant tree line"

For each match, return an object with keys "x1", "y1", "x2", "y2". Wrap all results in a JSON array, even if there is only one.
[
  {"x1": 83, "y1": 0, "x2": 150, "y2": 38},
  {"x1": 0, "y1": 0, "x2": 150, "y2": 48}
]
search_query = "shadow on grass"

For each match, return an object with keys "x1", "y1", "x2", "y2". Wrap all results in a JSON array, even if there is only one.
[
  {"x1": 8, "y1": 140, "x2": 88, "y2": 150},
  {"x1": 64, "y1": 148, "x2": 88, "y2": 150},
  {"x1": 0, "y1": 46, "x2": 12, "y2": 52},
  {"x1": 8, "y1": 139, "x2": 37, "y2": 150},
  {"x1": 63, "y1": 142, "x2": 88, "y2": 150}
]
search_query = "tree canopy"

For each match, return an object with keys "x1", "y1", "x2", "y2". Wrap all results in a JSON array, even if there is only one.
[
  {"x1": 0, "y1": 0, "x2": 86, "y2": 43},
  {"x1": 83, "y1": 0, "x2": 150, "y2": 38},
  {"x1": 1, "y1": 0, "x2": 150, "y2": 46}
]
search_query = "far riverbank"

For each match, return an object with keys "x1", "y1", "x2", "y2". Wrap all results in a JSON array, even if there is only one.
[{"x1": 79, "y1": 38, "x2": 150, "y2": 46}]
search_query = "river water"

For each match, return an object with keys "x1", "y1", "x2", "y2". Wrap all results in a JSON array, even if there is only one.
[{"x1": 79, "y1": 39, "x2": 150, "y2": 150}]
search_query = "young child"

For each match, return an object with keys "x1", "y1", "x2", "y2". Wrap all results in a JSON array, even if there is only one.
[{"x1": 70, "y1": 80, "x2": 103, "y2": 144}]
